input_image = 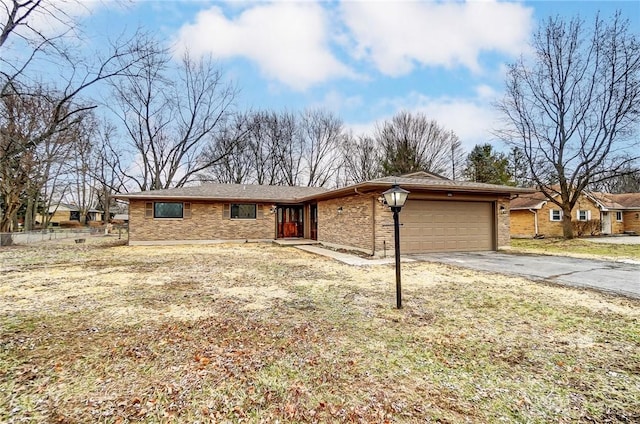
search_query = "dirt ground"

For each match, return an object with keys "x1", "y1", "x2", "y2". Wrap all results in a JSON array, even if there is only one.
[{"x1": 1, "y1": 236, "x2": 639, "y2": 422}]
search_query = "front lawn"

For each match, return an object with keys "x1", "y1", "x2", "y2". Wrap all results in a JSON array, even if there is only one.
[
  {"x1": 510, "y1": 237, "x2": 640, "y2": 261},
  {"x1": 1, "y1": 239, "x2": 639, "y2": 422}
]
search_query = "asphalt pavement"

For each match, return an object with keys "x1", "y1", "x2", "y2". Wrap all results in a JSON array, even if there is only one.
[{"x1": 410, "y1": 251, "x2": 640, "y2": 299}]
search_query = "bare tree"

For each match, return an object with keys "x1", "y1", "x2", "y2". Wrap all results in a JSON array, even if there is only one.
[
  {"x1": 65, "y1": 114, "x2": 101, "y2": 224},
  {"x1": 449, "y1": 137, "x2": 465, "y2": 181},
  {"x1": 111, "y1": 51, "x2": 238, "y2": 190},
  {"x1": 270, "y1": 111, "x2": 301, "y2": 186},
  {"x1": 299, "y1": 109, "x2": 344, "y2": 187},
  {"x1": 340, "y1": 133, "x2": 382, "y2": 184},
  {"x1": 199, "y1": 113, "x2": 254, "y2": 184},
  {"x1": 376, "y1": 111, "x2": 462, "y2": 177},
  {"x1": 0, "y1": 85, "x2": 80, "y2": 232},
  {"x1": 0, "y1": 0, "x2": 161, "y2": 235},
  {"x1": 497, "y1": 13, "x2": 640, "y2": 238},
  {"x1": 590, "y1": 165, "x2": 640, "y2": 193}
]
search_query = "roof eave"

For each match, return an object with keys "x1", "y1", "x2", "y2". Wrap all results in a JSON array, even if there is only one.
[{"x1": 114, "y1": 194, "x2": 307, "y2": 204}]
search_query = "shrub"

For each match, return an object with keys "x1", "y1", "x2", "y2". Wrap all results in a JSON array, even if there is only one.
[
  {"x1": 59, "y1": 220, "x2": 83, "y2": 228},
  {"x1": 572, "y1": 219, "x2": 601, "y2": 237}
]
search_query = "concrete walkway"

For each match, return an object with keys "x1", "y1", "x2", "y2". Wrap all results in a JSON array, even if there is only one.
[{"x1": 295, "y1": 245, "x2": 415, "y2": 266}]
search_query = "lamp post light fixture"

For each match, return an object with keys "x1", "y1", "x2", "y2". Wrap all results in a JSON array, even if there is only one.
[{"x1": 382, "y1": 184, "x2": 410, "y2": 309}]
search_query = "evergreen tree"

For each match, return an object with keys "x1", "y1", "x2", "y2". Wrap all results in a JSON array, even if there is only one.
[{"x1": 464, "y1": 144, "x2": 512, "y2": 185}]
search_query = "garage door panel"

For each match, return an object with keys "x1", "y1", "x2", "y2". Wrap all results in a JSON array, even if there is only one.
[{"x1": 399, "y1": 200, "x2": 494, "y2": 253}]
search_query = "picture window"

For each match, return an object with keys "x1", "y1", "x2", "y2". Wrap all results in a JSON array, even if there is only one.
[
  {"x1": 154, "y1": 202, "x2": 183, "y2": 219},
  {"x1": 231, "y1": 204, "x2": 257, "y2": 219}
]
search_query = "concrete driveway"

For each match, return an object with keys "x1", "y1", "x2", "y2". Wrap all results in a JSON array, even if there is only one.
[
  {"x1": 584, "y1": 236, "x2": 640, "y2": 244},
  {"x1": 410, "y1": 252, "x2": 640, "y2": 299}
]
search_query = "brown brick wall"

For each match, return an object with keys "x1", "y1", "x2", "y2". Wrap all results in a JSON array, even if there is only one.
[
  {"x1": 497, "y1": 198, "x2": 511, "y2": 248},
  {"x1": 510, "y1": 210, "x2": 536, "y2": 237},
  {"x1": 611, "y1": 212, "x2": 626, "y2": 234},
  {"x1": 129, "y1": 200, "x2": 275, "y2": 243},
  {"x1": 623, "y1": 211, "x2": 640, "y2": 234},
  {"x1": 373, "y1": 199, "x2": 395, "y2": 256},
  {"x1": 317, "y1": 194, "x2": 375, "y2": 253}
]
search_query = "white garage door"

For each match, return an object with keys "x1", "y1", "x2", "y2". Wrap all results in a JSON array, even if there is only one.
[{"x1": 399, "y1": 200, "x2": 494, "y2": 253}]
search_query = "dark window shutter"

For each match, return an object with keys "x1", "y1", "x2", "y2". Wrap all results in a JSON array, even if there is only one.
[
  {"x1": 183, "y1": 202, "x2": 192, "y2": 219},
  {"x1": 223, "y1": 204, "x2": 230, "y2": 219},
  {"x1": 145, "y1": 202, "x2": 153, "y2": 218}
]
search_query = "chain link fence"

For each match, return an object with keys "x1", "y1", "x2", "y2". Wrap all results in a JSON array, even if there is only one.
[{"x1": 0, "y1": 226, "x2": 127, "y2": 246}]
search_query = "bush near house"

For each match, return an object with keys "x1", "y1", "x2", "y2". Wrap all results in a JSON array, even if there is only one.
[
  {"x1": 58, "y1": 220, "x2": 83, "y2": 229},
  {"x1": 572, "y1": 219, "x2": 601, "y2": 237}
]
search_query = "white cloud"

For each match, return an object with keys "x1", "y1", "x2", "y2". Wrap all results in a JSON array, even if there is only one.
[
  {"x1": 311, "y1": 90, "x2": 364, "y2": 113},
  {"x1": 174, "y1": 3, "x2": 354, "y2": 91},
  {"x1": 340, "y1": 0, "x2": 533, "y2": 76}
]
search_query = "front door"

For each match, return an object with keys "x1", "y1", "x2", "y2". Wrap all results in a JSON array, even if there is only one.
[
  {"x1": 277, "y1": 206, "x2": 304, "y2": 238},
  {"x1": 602, "y1": 212, "x2": 612, "y2": 234}
]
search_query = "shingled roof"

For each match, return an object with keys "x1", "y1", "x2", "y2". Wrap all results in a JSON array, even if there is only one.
[
  {"x1": 509, "y1": 192, "x2": 553, "y2": 210},
  {"x1": 118, "y1": 183, "x2": 329, "y2": 203},
  {"x1": 589, "y1": 192, "x2": 640, "y2": 210},
  {"x1": 116, "y1": 173, "x2": 534, "y2": 204}
]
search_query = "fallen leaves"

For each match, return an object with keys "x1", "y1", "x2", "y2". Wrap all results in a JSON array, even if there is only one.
[{"x1": 1, "y1": 241, "x2": 639, "y2": 422}]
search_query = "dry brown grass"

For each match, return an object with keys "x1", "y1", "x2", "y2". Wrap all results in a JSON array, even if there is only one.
[{"x1": 1, "y1": 237, "x2": 639, "y2": 423}]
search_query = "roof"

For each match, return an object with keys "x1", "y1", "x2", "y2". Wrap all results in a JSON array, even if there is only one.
[
  {"x1": 510, "y1": 190, "x2": 640, "y2": 211},
  {"x1": 589, "y1": 192, "x2": 640, "y2": 210},
  {"x1": 47, "y1": 203, "x2": 103, "y2": 213},
  {"x1": 117, "y1": 183, "x2": 329, "y2": 203},
  {"x1": 509, "y1": 192, "x2": 552, "y2": 210},
  {"x1": 115, "y1": 175, "x2": 534, "y2": 204}
]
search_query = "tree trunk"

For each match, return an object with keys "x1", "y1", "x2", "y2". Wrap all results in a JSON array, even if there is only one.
[
  {"x1": 24, "y1": 197, "x2": 34, "y2": 231},
  {"x1": 562, "y1": 206, "x2": 574, "y2": 239}
]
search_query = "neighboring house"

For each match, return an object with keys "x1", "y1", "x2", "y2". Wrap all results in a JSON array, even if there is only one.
[
  {"x1": 37, "y1": 203, "x2": 103, "y2": 226},
  {"x1": 510, "y1": 190, "x2": 640, "y2": 237},
  {"x1": 116, "y1": 172, "x2": 532, "y2": 256},
  {"x1": 111, "y1": 213, "x2": 129, "y2": 223},
  {"x1": 590, "y1": 192, "x2": 640, "y2": 235}
]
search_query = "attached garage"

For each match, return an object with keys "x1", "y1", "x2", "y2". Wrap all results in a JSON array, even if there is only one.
[{"x1": 399, "y1": 200, "x2": 494, "y2": 253}]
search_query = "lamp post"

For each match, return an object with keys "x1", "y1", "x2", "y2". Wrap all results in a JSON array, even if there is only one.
[{"x1": 382, "y1": 184, "x2": 410, "y2": 309}]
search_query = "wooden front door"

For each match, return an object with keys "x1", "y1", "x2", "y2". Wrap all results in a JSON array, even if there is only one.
[
  {"x1": 310, "y1": 204, "x2": 318, "y2": 240},
  {"x1": 277, "y1": 206, "x2": 304, "y2": 238}
]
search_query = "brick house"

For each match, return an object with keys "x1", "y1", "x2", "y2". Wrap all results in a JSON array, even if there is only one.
[
  {"x1": 36, "y1": 203, "x2": 103, "y2": 226},
  {"x1": 116, "y1": 173, "x2": 532, "y2": 256},
  {"x1": 590, "y1": 192, "x2": 640, "y2": 235},
  {"x1": 510, "y1": 190, "x2": 640, "y2": 237}
]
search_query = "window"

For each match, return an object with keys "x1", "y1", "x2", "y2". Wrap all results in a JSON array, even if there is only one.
[
  {"x1": 550, "y1": 209, "x2": 562, "y2": 221},
  {"x1": 154, "y1": 202, "x2": 183, "y2": 218},
  {"x1": 231, "y1": 203, "x2": 257, "y2": 219},
  {"x1": 616, "y1": 211, "x2": 623, "y2": 222},
  {"x1": 577, "y1": 210, "x2": 590, "y2": 221}
]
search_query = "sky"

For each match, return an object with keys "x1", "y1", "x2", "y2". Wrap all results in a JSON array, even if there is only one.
[{"x1": 21, "y1": 0, "x2": 640, "y2": 152}]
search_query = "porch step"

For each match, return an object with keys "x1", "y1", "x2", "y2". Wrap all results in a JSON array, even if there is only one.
[{"x1": 273, "y1": 239, "x2": 320, "y2": 246}]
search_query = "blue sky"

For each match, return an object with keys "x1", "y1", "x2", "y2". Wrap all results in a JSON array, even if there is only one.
[{"x1": 42, "y1": 1, "x2": 640, "y2": 152}]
